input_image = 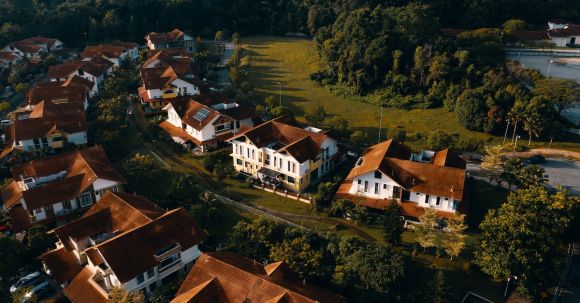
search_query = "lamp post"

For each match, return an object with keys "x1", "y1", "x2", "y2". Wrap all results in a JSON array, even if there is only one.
[
  {"x1": 378, "y1": 106, "x2": 383, "y2": 144},
  {"x1": 504, "y1": 276, "x2": 518, "y2": 297},
  {"x1": 503, "y1": 119, "x2": 511, "y2": 144},
  {"x1": 547, "y1": 59, "x2": 554, "y2": 77},
  {"x1": 513, "y1": 135, "x2": 521, "y2": 156}
]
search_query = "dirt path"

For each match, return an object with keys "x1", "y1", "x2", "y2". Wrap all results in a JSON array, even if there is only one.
[{"x1": 512, "y1": 148, "x2": 580, "y2": 160}]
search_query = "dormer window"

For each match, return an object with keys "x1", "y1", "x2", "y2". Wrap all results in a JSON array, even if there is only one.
[{"x1": 355, "y1": 157, "x2": 363, "y2": 166}]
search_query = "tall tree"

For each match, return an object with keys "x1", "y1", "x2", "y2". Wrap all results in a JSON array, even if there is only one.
[
  {"x1": 500, "y1": 157, "x2": 525, "y2": 190},
  {"x1": 442, "y1": 214, "x2": 467, "y2": 260},
  {"x1": 481, "y1": 145, "x2": 505, "y2": 182},
  {"x1": 518, "y1": 165, "x2": 548, "y2": 189},
  {"x1": 383, "y1": 203, "x2": 404, "y2": 245},
  {"x1": 305, "y1": 104, "x2": 327, "y2": 127},
  {"x1": 534, "y1": 78, "x2": 580, "y2": 115},
  {"x1": 475, "y1": 187, "x2": 578, "y2": 300},
  {"x1": 426, "y1": 271, "x2": 449, "y2": 303},
  {"x1": 416, "y1": 207, "x2": 440, "y2": 253}
]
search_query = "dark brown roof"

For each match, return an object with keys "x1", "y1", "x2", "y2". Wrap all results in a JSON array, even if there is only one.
[
  {"x1": 82, "y1": 45, "x2": 126, "y2": 59},
  {"x1": 47, "y1": 61, "x2": 84, "y2": 79},
  {"x1": 511, "y1": 30, "x2": 550, "y2": 40},
  {"x1": 172, "y1": 252, "x2": 346, "y2": 303},
  {"x1": 549, "y1": 24, "x2": 580, "y2": 37},
  {"x1": 9, "y1": 107, "x2": 86, "y2": 141},
  {"x1": 345, "y1": 140, "x2": 466, "y2": 201},
  {"x1": 228, "y1": 117, "x2": 331, "y2": 163},
  {"x1": 432, "y1": 148, "x2": 467, "y2": 169},
  {"x1": 79, "y1": 57, "x2": 113, "y2": 77},
  {"x1": 28, "y1": 85, "x2": 87, "y2": 105},
  {"x1": 1, "y1": 146, "x2": 126, "y2": 210},
  {"x1": 146, "y1": 29, "x2": 186, "y2": 44},
  {"x1": 64, "y1": 75, "x2": 95, "y2": 90},
  {"x1": 41, "y1": 247, "x2": 83, "y2": 284},
  {"x1": 143, "y1": 49, "x2": 198, "y2": 76},
  {"x1": 63, "y1": 267, "x2": 108, "y2": 303},
  {"x1": 54, "y1": 192, "x2": 164, "y2": 250}
]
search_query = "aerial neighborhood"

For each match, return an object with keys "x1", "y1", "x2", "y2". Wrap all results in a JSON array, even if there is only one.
[{"x1": 0, "y1": 1, "x2": 579, "y2": 303}]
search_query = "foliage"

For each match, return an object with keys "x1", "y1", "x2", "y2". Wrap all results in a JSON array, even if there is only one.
[
  {"x1": 12, "y1": 287, "x2": 37, "y2": 303},
  {"x1": 305, "y1": 104, "x2": 326, "y2": 126},
  {"x1": 269, "y1": 234, "x2": 325, "y2": 280},
  {"x1": 382, "y1": 203, "x2": 403, "y2": 245},
  {"x1": 110, "y1": 287, "x2": 144, "y2": 303},
  {"x1": 518, "y1": 165, "x2": 548, "y2": 189},
  {"x1": 203, "y1": 150, "x2": 233, "y2": 178},
  {"x1": 162, "y1": 174, "x2": 200, "y2": 209},
  {"x1": 387, "y1": 127, "x2": 406, "y2": 142},
  {"x1": 481, "y1": 145, "x2": 505, "y2": 181},
  {"x1": 26, "y1": 225, "x2": 56, "y2": 257},
  {"x1": 533, "y1": 78, "x2": 580, "y2": 114},
  {"x1": 0, "y1": 238, "x2": 29, "y2": 289},
  {"x1": 269, "y1": 106, "x2": 292, "y2": 118},
  {"x1": 456, "y1": 89, "x2": 488, "y2": 131},
  {"x1": 15, "y1": 82, "x2": 29, "y2": 95},
  {"x1": 327, "y1": 199, "x2": 354, "y2": 218},
  {"x1": 91, "y1": 96, "x2": 130, "y2": 157},
  {"x1": 475, "y1": 187, "x2": 579, "y2": 300},
  {"x1": 442, "y1": 214, "x2": 468, "y2": 260},
  {"x1": 499, "y1": 157, "x2": 525, "y2": 190},
  {"x1": 503, "y1": 19, "x2": 528, "y2": 32},
  {"x1": 425, "y1": 271, "x2": 449, "y2": 303},
  {"x1": 427, "y1": 130, "x2": 454, "y2": 151},
  {"x1": 415, "y1": 208, "x2": 440, "y2": 253},
  {"x1": 350, "y1": 131, "x2": 370, "y2": 148},
  {"x1": 327, "y1": 117, "x2": 350, "y2": 139}
]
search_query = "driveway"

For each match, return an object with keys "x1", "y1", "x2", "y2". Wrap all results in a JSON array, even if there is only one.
[{"x1": 540, "y1": 159, "x2": 580, "y2": 195}]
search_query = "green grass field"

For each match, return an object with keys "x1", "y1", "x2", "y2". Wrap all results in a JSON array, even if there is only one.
[{"x1": 241, "y1": 36, "x2": 580, "y2": 151}]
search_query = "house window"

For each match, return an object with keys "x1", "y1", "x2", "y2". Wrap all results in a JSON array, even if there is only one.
[
  {"x1": 436, "y1": 197, "x2": 441, "y2": 206},
  {"x1": 292, "y1": 163, "x2": 296, "y2": 173},
  {"x1": 147, "y1": 269, "x2": 155, "y2": 279},
  {"x1": 79, "y1": 70, "x2": 84, "y2": 76},
  {"x1": 137, "y1": 274, "x2": 145, "y2": 284},
  {"x1": 374, "y1": 183, "x2": 379, "y2": 194},
  {"x1": 364, "y1": 181, "x2": 368, "y2": 192},
  {"x1": 63, "y1": 200, "x2": 72, "y2": 209},
  {"x1": 357, "y1": 179, "x2": 361, "y2": 185},
  {"x1": 287, "y1": 162, "x2": 291, "y2": 171},
  {"x1": 424, "y1": 195, "x2": 430, "y2": 204},
  {"x1": 265, "y1": 155, "x2": 270, "y2": 165},
  {"x1": 236, "y1": 159, "x2": 243, "y2": 165},
  {"x1": 79, "y1": 193, "x2": 93, "y2": 207},
  {"x1": 383, "y1": 184, "x2": 387, "y2": 189},
  {"x1": 159, "y1": 253, "x2": 180, "y2": 271},
  {"x1": 34, "y1": 209, "x2": 42, "y2": 214},
  {"x1": 374, "y1": 171, "x2": 381, "y2": 179},
  {"x1": 287, "y1": 176, "x2": 295, "y2": 184}
]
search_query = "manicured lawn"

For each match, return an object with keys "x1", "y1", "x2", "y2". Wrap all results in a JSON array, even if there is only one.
[{"x1": 242, "y1": 35, "x2": 580, "y2": 151}]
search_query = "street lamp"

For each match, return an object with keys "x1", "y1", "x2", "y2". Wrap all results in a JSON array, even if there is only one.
[
  {"x1": 547, "y1": 59, "x2": 554, "y2": 77},
  {"x1": 503, "y1": 119, "x2": 511, "y2": 144},
  {"x1": 513, "y1": 135, "x2": 521, "y2": 156},
  {"x1": 504, "y1": 276, "x2": 518, "y2": 297}
]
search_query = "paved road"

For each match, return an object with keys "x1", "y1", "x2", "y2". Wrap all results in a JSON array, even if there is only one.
[{"x1": 540, "y1": 159, "x2": 580, "y2": 195}]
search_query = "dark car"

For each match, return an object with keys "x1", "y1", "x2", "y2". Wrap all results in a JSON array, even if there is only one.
[{"x1": 525, "y1": 155, "x2": 546, "y2": 165}]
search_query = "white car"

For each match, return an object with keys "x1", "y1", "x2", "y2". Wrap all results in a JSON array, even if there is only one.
[{"x1": 9, "y1": 271, "x2": 43, "y2": 294}]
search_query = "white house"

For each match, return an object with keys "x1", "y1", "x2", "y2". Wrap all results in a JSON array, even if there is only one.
[
  {"x1": 47, "y1": 58, "x2": 112, "y2": 91},
  {"x1": 82, "y1": 42, "x2": 139, "y2": 66},
  {"x1": 336, "y1": 140, "x2": 467, "y2": 220},
  {"x1": 0, "y1": 146, "x2": 126, "y2": 231},
  {"x1": 546, "y1": 21, "x2": 580, "y2": 47},
  {"x1": 159, "y1": 94, "x2": 254, "y2": 152},
  {"x1": 41, "y1": 192, "x2": 207, "y2": 303},
  {"x1": 228, "y1": 116, "x2": 339, "y2": 192},
  {"x1": 139, "y1": 65, "x2": 203, "y2": 110},
  {"x1": 145, "y1": 29, "x2": 195, "y2": 51}
]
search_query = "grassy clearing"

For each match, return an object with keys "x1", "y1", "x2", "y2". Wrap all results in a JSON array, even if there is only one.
[{"x1": 242, "y1": 35, "x2": 580, "y2": 151}]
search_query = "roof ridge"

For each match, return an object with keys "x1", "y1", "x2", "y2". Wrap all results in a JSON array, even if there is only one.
[{"x1": 107, "y1": 191, "x2": 158, "y2": 222}]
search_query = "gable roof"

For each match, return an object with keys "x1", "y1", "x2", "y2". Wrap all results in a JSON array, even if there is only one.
[
  {"x1": 47, "y1": 61, "x2": 84, "y2": 79},
  {"x1": 28, "y1": 85, "x2": 87, "y2": 105},
  {"x1": 228, "y1": 116, "x2": 331, "y2": 163},
  {"x1": 548, "y1": 24, "x2": 580, "y2": 37},
  {"x1": 82, "y1": 45, "x2": 126, "y2": 60},
  {"x1": 62, "y1": 267, "x2": 108, "y2": 303},
  {"x1": 345, "y1": 140, "x2": 465, "y2": 200},
  {"x1": 79, "y1": 57, "x2": 114, "y2": 77},
  {"x1": 143, "y1": 48, "x2": 198, "y2": 76},
  {"x1": 146, "y1": 29, "x2": 187, "y2": 44},
  {"x1": 172, "y1": 252, "x2": 346, "y2": 303},
  {"x1": 1, "y1": 146, "x2": 126, "y2": 210}
]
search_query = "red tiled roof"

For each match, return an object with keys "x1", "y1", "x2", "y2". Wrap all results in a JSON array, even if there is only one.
[
  {"x1": 172, "y1": 252, "x2": 346, "y2": 303},
  {"x1": 146, "y1": 29, "x2": 186, "y2": 44},
  {"x1": 158, "y1": 120, "x2": 202, "y2": 146},
  {"x1": 47, "y1": 61, "x2": 84, "y2": 79},
  {"x1": 28, "y1": 85, "x2": 87, "y2": 105},
  {"x1": 82, "y1": 45, "x2": 126, "y2": 59}
]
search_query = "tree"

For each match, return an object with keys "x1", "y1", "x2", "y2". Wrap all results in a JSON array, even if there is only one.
[
  {"x1": 0, "y1": 101, "x2": 11, "y2": 113},
  {"x1": 12, "y1": 287, "x2": 38, "y2": 303},
  {"x1": 456, "y1": 89, "x2": 488, "y2": 131},
  {"x1": 163, "y1": 174, "x2": 200, "y2": 209},
  {"x1": 415, "y1": 207, "x2": 440, "y2": 253},
  {"x1": 26, "y1": 225, "x2": 56, "y2": 257},
  {"x1": 264, "y1": 95, "x2": 277, "y2": 109},
  {"x1": 269, "y1": 106, "x2": 292, "y2": 118},
  {"x1": 475, "y1": 187, "x2": 578, "y2": 300},
  {"x1": 383, "y1": 203, "x2": 403, "y2": 245},
  {"x1": 500, "y1": 157, "x2": 524, "y2": 190},
  {"x1": 15, "y1": 82, "x2": 29, "y2": 95},
  {"x1": 269, "y1": 235, "x2": 325, "y2": 280},
  {"x1": 110, "y1": 287, "x2": 145, "y2": 303},
  {"x1": 534, "y1": 78, "x2": 580, "y2": 115},
  {"x1": 427, "y1": 130, "x2": 453, "y2": 150},
  {"x1": 481, "y1": 145, "x2": 505, "y2": 181},
  {"x1": 305, "y1": 104, "x2": 326, "y2": 126},
  {"x1": 518, "y1": 165, "x2": 548, "y2": 189},
  {"x1": 328, "y1": 117, "x2": 349, "y2": 138},
  {"x1": 227, "y1": 218, "x2": 286, "y2": 261},
  {"x1": 214, "y1": 30, "x2": 223, "y2": 42},
  {"x1": 388, "y1": 127, "x2": 406, "y2": 142},
  {"x1": 350, "y1": 130, "x2": 369, "y2": 148},
  {"x1": 426, "y1": 271, "x2": 449, "y2": 303},
  {"x1": 0, "y1": 238, "x2": 28, "y2": 290},
  {"x1": 503, "y1": 19, "x2": 528, "y2": 32},
  {"x1": 442, "y1": 214, "x2": 467, "y2": 260}
]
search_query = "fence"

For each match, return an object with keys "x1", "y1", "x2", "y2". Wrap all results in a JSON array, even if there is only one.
[{"x1": 251, "y1": 184, "x2": 313, "y2": 204}]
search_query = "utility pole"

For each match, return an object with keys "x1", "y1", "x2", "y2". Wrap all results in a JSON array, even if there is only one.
[{"x1": 378, "y1": 106, "x2": 383, "y2": 144}]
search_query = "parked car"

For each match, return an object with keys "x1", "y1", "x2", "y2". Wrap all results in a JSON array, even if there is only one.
[
  {"x1": 525, "y1": 155, "x2": 546, "y2": 165},
  {"x1": 9, "y1": 271, "x2": 44, "y2": 294},
  {"x1": 0, "y1": 119, "x2": 11, "y2": 126}
]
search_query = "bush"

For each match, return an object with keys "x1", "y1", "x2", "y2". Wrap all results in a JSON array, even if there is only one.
[
  {"x1": 427, "y1": 130, "x2": 454, "y2": 150},
  {"x1": 327, "y1": 199, "x2": 354, "y2": 218},
  {"x1": 388, "y1": 127, "x2": 406, "y2": 142}
]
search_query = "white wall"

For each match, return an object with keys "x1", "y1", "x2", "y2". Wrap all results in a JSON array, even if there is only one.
[{"x1": 349, "y1": 170, "x2": 401, "y2": 199}]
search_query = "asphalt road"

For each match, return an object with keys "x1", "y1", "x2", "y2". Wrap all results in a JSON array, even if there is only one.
[{"x1": 540, "y1": 158, "x2": 580, "y2": 195}]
